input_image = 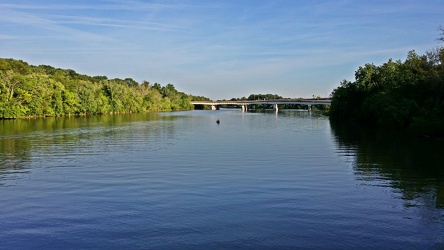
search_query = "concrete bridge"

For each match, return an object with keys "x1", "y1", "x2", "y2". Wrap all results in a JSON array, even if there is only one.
[{"x1": 191, "y1": 98, "x2": 331, "y2": 112}]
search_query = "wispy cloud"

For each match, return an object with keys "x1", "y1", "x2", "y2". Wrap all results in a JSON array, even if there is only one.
[
  {"x1": 0, "y1": 10, "x2": 112, "y2": 42},
  {"x1": 1, "y1": 0, "x2": 443, "y2": 99},
  {"x1": 50, "y1": 15, "x2": 180, "y2": 32},
  {"x1": 0, "y1": 1, "x2": 209, "y2": 43},
  {"x1": 0, "y1": 1, "x2": 178, "y2": 11}
]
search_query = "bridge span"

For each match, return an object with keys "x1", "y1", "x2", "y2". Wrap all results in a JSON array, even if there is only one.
[{"x1": 191, "y1": 98, "x2": 331, "y2": 112}]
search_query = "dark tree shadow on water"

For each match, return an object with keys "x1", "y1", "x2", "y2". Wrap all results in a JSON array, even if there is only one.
[{"x1": 330, "y1": 120, "x2": 444, "y2": 209}]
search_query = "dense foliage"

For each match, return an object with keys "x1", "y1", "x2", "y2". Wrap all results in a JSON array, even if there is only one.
[
  {"x1": 0, "y1": 58, "x2": 194, "y2": 118},
  {"x1": 329, "y1": 47, "x2": 444, "y2": 136}
]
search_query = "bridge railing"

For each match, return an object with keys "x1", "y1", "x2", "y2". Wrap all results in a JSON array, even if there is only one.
[{"x1": 191, "y1": 98, "x2": 331, "y2": 106}]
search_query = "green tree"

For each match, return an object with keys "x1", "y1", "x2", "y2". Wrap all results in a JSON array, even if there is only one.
[
  {"x1": 330, "y1": 45, "x2": 444, "y2": 135},
  {"x1": 0, "y1": 58, "x2": 197, "y2": 118}
]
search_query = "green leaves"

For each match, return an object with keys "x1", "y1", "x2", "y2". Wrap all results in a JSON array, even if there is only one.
[
  {"x1": 330, "y1": 47, "x2": 444, "y2": 135},
  {"x1": 0, "y1": 58, "x2": 194, "y2": 118}
]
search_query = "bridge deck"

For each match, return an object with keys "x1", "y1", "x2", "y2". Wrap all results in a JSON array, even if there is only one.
[{"x1": 191, "y1": 98, "x2": 331, "y2": 106}]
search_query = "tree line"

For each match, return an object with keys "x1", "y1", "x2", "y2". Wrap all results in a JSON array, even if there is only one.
[
  {"x1": 0, "y1": 58, "x2": 196, "y2": 118},
  {"x1": 329, "y1": 39, "x2": 444, "y2": 136}
]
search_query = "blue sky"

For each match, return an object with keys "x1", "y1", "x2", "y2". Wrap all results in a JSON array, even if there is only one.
[{"x1": 1, "y1": 0, "x2": 443, "y2": 100}]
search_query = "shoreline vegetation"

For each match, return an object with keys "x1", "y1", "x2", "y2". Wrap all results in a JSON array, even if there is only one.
[
  {"x1": 0, "y1": 58, "x2": 206, "y2": 119},
  {"x1": 329, "y1": 45, "x2": 444, "y2": 137},
  {"x1": 0, "y1": 57, "x2": 327, "y2": 120},
  {"x1": 1, "y1": 33, "x2": 443, "y2": 137}
]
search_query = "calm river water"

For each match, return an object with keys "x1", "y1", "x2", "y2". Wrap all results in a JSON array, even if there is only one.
[{"x1": 0, "y1": 110, "x2": 443, "y2": 249}]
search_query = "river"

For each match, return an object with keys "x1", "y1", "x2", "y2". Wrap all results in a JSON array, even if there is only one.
[{"x1": 0, "y1": 110, "x2": 443, "y2": 249}]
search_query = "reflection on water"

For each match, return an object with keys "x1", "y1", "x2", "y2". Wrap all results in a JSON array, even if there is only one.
[
  {"x1": 0, "y1": 113, "x2": 170, "y2": 184},
  {"x1": 331, "y1": 121, "x2": 444, "y2": 209},
  {"x1": 1, "y1": 111, "x2": 443, "y2": 248}
]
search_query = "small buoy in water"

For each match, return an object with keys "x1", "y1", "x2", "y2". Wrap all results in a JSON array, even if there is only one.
[{"x1": 216, "y1": 119, "x2": 220, "y2": 124}]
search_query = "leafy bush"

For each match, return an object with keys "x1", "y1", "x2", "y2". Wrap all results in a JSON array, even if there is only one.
[{"x1": 0, "y1": 58, "x2": 194, "y2": 118}]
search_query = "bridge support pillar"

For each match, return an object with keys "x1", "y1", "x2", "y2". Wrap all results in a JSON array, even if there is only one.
[
  {"x1": 241, "y1": 105, "x2": 248, "y2": 112},
  {"x1": 307, "y1": 105, "x2": 312, "y2": 112},
  {"x1": 211, "y1": 105, "x2": 220, "y2": 110},
  {"x1": 273, "y1": 104, "x2": 278, "y2": 112}
]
